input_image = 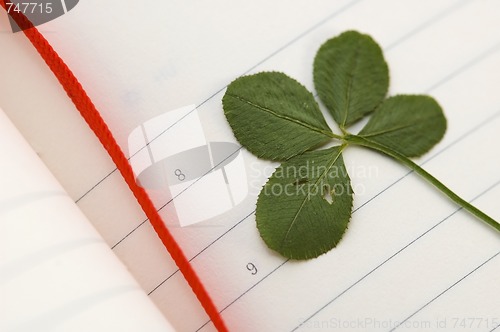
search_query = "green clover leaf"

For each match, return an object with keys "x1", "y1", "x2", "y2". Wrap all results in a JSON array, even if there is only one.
[
  {"x1": 223, "y1": 72, "x2": 334, "y2": 161},
  {"x1": 222, "y1": 30, "x2": 499, "y2": 260},
  {"x1": 358, "y1": 95, "x2": 447, "y2": 157},
  {"x1": 256, "y1": 146, "x2": 352, "y2": 260},
  {"x1": 314, "y1": 31, "x2": 389, "y2": 128}
]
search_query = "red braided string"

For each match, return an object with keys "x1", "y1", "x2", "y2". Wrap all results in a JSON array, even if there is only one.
[{"x1": 0, "y1": 2, "x2": 227, "y2": 331}]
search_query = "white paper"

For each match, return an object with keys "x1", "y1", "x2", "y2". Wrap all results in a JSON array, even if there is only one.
[
  {"x1": 1, "y1": 1, "x2": 499, "y2": 331},
  {"x1": 0, "y1": 108, "x2": 174, "y2": 332}
]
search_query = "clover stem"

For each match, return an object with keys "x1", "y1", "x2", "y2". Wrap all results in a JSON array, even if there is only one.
[{"x1": 344, "y1": 134, "x2": 500, "y2": 232}]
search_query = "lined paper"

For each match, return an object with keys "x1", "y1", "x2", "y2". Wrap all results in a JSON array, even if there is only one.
[
  {"x1": 0, "y1": 108, "x2": 174, "y2": 332},
  {"x1": 1, "y1": 0, "x2": 499, "y2": 331}
]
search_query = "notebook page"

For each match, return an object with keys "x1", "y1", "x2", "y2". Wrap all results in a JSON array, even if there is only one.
[
  {"x1": 1, "y1": 1, "x2": 500, "y2": 331},
  {"x1": 0, "y1": 108, "x2": 175, "y2": 331}
]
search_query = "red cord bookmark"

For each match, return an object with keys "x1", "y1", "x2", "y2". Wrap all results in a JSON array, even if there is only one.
[{"x1": 0, "y1": 2, "x2": 227, "y2": 331}]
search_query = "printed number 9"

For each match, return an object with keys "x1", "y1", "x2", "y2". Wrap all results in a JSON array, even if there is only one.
[
  {"x1": 175, "y1": 169, "x2": 186, "y2": 181},
  {"x1": 246, "y1": 263, "x2": 258, "y2": 275}
]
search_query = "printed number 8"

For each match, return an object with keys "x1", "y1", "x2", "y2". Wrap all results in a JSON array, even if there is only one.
[{"x1": 175, "y1": 169, "x2": 186, "y2": 181}]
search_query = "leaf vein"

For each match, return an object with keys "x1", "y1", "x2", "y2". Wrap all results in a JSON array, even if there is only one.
[
  {"x1": 360, "y1": 123, "x2": 415, "y2": 138},
  {"x1": 226, "y1": 93, "x2": 333, "y2": 138},
  {"x1": 280, "y1": 147, "x2": 345, "y2": 250},
  {"x1": 342, "y1": 41, "x2": 361, "y2": 127}
]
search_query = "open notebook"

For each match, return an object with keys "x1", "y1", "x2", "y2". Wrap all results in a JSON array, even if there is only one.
[
  {"x1": 1, "y1": 0, "x2": 499, "y2": 331},
  {"x1": 0, "y1": 107, "x2": 175, "y2": 331}
]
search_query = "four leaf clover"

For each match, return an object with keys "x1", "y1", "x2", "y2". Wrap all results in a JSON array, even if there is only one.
[{"x1": 222, "y1": 30, "x2": 498, "y2": 260}]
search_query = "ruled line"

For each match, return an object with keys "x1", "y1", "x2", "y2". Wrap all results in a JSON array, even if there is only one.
[
  {"x1": 193, "y1": 58, "x2": 500, "y2": 330},
  {"x1": 109, "y1": 0, "x2": 488, "y2": 254},
  {"x1": 147, "y1": 210, "x2": 255, "y2": 295},
  {"x1": 155, "y1": 106, "x2": 500, "y2": 330},
  {"x1": 73, "y1": 0, "x2": 364, "y2": 204},
  {"x1": 193, "y1": 39, "x2": 500, "y2": 331},
  {"x1": 291, "y1": 180, "x2": 500, "y2": 332},
  {"x1": 195, "y1": 259, "x2": 290, "y2": 332},
  {"x1": 489, "y1": 322, "x2": 500, "y2": 332},
  {"x1": 127, "y1": 33, "x2": 500, "y2": 305},
  {"x1": 384, "y1": 0, "x2": 471, "y2": 51},
  {"x1": 389, "y1": 251, "x2": 500, "y2": 332}
]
